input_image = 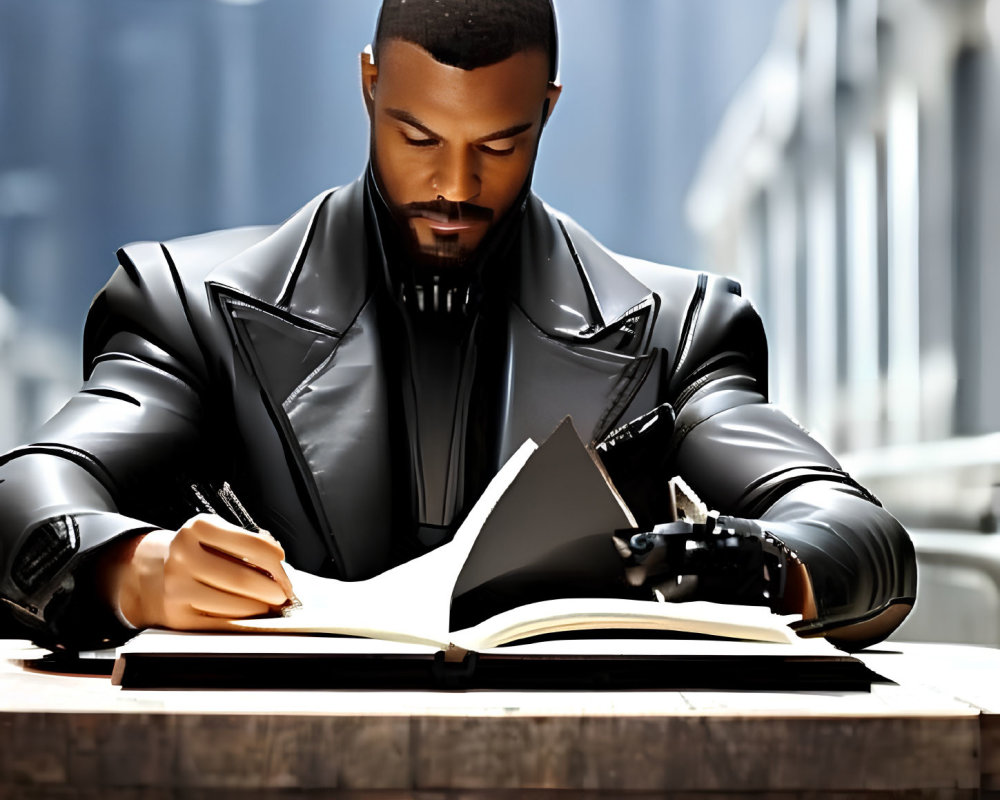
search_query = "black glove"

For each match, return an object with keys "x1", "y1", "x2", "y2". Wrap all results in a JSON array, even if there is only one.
[{"x1": 615, "y1": 516, "x2": 794, "y2": 611}]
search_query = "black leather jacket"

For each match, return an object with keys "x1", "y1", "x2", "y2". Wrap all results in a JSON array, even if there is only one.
[{"x1": 0, "y1": 178, "x2": 916, "y2": 650}]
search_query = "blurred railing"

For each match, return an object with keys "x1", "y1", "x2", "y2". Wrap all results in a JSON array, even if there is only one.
[
  {"x1": 688, "y1": 0, "x2": 1000, "y2": 453},
  {"x1": 687, "y1": 0, "x2": 1000, "y2": 643}
]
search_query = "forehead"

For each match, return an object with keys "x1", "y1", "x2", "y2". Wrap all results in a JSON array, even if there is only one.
[{"x1": 375, "y1": 39, "x2": 551, "y2": 131}]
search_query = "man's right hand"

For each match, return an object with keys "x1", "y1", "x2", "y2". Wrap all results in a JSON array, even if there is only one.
[{"x1": 99, "y1": 514, "x2": 294, "y2": 631}]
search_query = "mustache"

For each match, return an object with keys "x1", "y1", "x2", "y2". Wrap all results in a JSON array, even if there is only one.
[{"x1": 401, "y1": 199, "x2": 494, "y2": 224}]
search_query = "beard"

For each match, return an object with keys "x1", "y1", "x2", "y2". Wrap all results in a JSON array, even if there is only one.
[
  {"x1": 366, "y1": 154, "x2": 535, "y2": 291},
  {"x1": 367, "y1": 153, "x2": 497, "y2": 270},
  {"x1": 395, "y1": 197, "x2": 495, "y2": 270}
]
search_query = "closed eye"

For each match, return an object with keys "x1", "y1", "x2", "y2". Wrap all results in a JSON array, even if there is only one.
[
  {"x1": 404, "y1": 134, "x2": 438, "y2": 147},
  {"x1": 479, "y1": 142, "x2": 516, "y2": 156}
]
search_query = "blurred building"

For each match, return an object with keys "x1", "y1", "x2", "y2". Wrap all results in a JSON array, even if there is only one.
[
  {"x1": 687, "y1": 0, "x2": 1000, "y2": 643},
  {"x1": 0, "y1": 0, "x2": 780, "y2": 450},
  {"x1": 688, "y1": 0, "x2": 1000, "y2": 524}
]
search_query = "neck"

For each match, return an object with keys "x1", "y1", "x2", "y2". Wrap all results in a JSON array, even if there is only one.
[{"x1": 364, "y1": 163, "x2": 530, "y2": 318}]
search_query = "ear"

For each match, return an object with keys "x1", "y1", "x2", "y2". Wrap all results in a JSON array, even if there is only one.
[
  {"x1": 542, "y1": 82, "x2": 562, "y2": 128},
  {"x1": 360, "y1": 46, "x2": 378, "y2": 119}
]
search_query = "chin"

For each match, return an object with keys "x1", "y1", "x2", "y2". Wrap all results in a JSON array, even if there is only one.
[
  {"x1": 410, "y1": 236, "x2": 482, "y2": 271},
  {"x1": 412, "y1": 249, "x2": 473, "y2": 272}
]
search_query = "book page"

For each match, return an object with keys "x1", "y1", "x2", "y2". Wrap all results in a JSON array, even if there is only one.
[
  {"x1": 233, "y1": 437, "x2": 539, "y2": 647},
  {"x1": 448, "y1": 418, "x2": 637, "y2": 629},
  {"x1": 116, "y1": 630, "x2": 442, "y2": 657},
  {"x1": 450, "y1": 598, "x2": 806, "y2": 651}
]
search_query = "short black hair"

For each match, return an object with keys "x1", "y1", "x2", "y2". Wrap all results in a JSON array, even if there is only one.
[{"x1": 373, "y1": 0, "x2": 558, "y2": 82}]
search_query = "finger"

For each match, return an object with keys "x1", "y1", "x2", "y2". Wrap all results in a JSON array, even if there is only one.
[
  {"x1": 232, "y1": 534, "x2": 295, "y2": 597},
  {"x1": 171, "y1": 546, "x2": 291, "y2": 606},
  {"x1": 183, "y1": 579, "x2": 276, "y2": 619},
  {"x1": 176, "y1": 515, "x2": 292, "y2": 597},
  {"x1": 180, "y1": 514, "x2": 287, "y2": 565},
  {"x1": 269, "y1": 559, "x2": 295, "y2": 598},
  {"x1": 198, "y1": 542, "x2": 294, "y2": 600}
]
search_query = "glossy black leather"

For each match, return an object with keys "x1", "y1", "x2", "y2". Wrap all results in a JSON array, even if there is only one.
[{"x1": 0, "y1": 178, "x2": 916, "y2": 649}]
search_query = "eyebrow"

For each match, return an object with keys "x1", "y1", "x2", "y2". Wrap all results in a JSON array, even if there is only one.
[{"x1": 385, "y1": 108, "x2": 534, "y2": 142}]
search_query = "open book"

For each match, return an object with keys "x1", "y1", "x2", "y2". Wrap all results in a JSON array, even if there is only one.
[
  {"x1": 112, "y1": 420, "x2": 859, "y2": 689},
  {"x1": 224, "y1": 417, "x2": 804, "y2": 653}
]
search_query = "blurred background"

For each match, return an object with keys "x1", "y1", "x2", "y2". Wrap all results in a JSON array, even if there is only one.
[
  {"x1": 0, "y1": 0, "x2": 782, "y2": 440},
  {"x1": 0, "y1": 0, "x2": 997, "y2": 644}
]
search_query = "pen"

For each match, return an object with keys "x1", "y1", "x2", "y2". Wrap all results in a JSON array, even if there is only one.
[
  {"x1": 189, "y1": 481, "x2": 301, "y2": 614},
  {"x1": 191, "y1": 481, "x2": 258, "y2": 531}
]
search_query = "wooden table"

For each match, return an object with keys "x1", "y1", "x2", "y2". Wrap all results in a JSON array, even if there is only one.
[{"x1": 0, "y1": 639, "x2": 995, "y2": 799}]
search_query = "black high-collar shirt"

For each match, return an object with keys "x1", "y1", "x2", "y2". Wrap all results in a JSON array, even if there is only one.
[{"x1": 363, "y1": 166, "x2": 527, "y2": 562}]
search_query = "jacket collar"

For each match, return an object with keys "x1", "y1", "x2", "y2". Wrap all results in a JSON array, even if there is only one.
[
  {"x1": 206, "y1": 177, "x2": 664, "y2": 459},
  {"x1": 208, "y1": 178, "x2": 371, "y2": 335},
  {"x1": 208, "y1": 176, "x2": 655, "y2": 344},
  {"x1": 515, "y1": 194, "x2": 655, "y2": 341}
]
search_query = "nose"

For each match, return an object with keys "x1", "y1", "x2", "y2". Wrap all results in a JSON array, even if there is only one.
[{"x1": 434, "y1": 147, "x2": 481, "y2": 203}]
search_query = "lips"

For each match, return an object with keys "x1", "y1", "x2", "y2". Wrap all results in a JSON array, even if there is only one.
[
  {"x1": 402, "y1": 200, "x2": 494, "y2": 228},
  {"x1": 424, "y1": 217, "x2": 483, "y2": 234}
]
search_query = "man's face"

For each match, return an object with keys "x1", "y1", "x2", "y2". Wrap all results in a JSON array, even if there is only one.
[{"x1": 363, "y1": 39, "x2": 560, "y2": 268}]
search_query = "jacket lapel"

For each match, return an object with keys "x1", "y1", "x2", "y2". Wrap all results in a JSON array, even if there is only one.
[
  {"x1": 201, "y1": 181, "x2": 660, "y2": 575},
  {"x1": 207, "y1": 179, "x2": 393, "y2": 580},
  {"x1": 497, "y1": 197, "x2": 662, "y2": 463}
]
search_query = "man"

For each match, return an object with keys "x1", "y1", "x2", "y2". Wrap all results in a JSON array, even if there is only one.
[{"x1": 0, "y1": 0, "x2": 915, "y2": 652}]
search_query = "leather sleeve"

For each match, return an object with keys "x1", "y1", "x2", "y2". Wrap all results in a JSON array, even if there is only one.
[
  {"x1": 0, "y1": 257, "x2": 210, "y2": 651},
  {"x1": 665, "y1": 275, "x2": 917, "y2": 645}
]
